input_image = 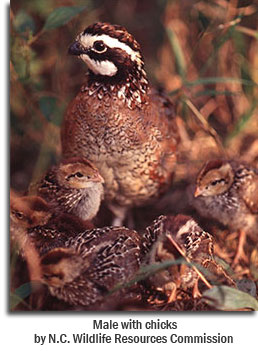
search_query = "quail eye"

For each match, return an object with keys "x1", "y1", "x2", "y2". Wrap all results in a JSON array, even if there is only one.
[
  {"x1": 43, "y1": 273, "x2": 63, "y2": 281},
  {"x1": 92, "y1": 40, "x2": 106, "y2": 53},
  {"x1": 211, "y1": 179, "x2": 224, "y2": 186},
  {"x1": 15, "y1": 211, "x2": 24, "y2": 220},
  {"x1": 75, "y1": 172, "x2": 84, "y2": 178}
]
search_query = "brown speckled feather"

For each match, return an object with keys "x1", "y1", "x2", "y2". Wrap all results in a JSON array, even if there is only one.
[
  {"x1": 239, "y1": 170, "x2": 258, "y2": 214},
  {"x1": 192, "y1": 160, "x2": 258, "y2": 237},
  {"x1": 41, "y1": 226, "x2": 141, "y2": 307},
  {"x1": 142, "y1": 215, "x2": 235, "y2": 302},
  {"x1": 61, "y1": 22, "x2": 179, "y2": 214}
]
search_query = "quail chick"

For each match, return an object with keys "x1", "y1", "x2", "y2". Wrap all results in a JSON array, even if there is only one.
[
  {"x1": 10, "y1": 194, "x2": 51, "y2": 252},
  {"x1": 192, "y1": 159, "x2": 258, "y2": 266},
  {"x1": 36, "y1": 157, "x2": 104, "y2": 221},
  {"x1": 10, "y1": 194, "x2": 150, "y2": 309},
  {"x1": 10, "y1": 193, "x2": 96, "y2": 310},
  {"x1": 12, "y1": 194, "x2": 232, "y2": 309},
  {"x1": 34, "y1": 215, "x2": 168, "y2": 309},
  {"x1": 40, "y1": 226, "x2": 142, "y2": 309},
  {"x1": 10, "y1": 194, "x2": 94, "y2": 256},
  {"x1": 142, "y1": 214, "x2": 235, "y2": 304},
  {"x1": 10, "y1": 194, "x2": 52, "y2": 283},
  {"x1": 61, "y1": 22, "x2": 179, "y2": 225}
]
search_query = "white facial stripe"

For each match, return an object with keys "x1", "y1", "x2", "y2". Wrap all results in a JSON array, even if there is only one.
[
  {"x1": 79, "y1": 33, "x2": 141, "y2": 63},
  {"x1": 80, "y1": 54, "x2": 118, "y2": 76}
]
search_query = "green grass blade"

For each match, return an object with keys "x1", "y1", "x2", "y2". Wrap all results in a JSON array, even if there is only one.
[
  {"x1": 166, "y1": 28, "x2": 187, "y2": 80},
  {"x1": 202, "y1": 285, "x2": 258, "y2": 311},
  {"x1": 199, "y1": 27, "x2": 235, "y2": 76},
  {"x1": 225, "y1": 102, "x2": 257, "y2": 143},
  {"x1": 109, "y1": 258, "x2": 185, "y2": 295},
  {"x1": 10, "y1": 283, "x2": 32, "y2": 310},
  {"x1": 43, "y1": 6, "x2": 87, "y2": 31},
  {"x1": 194, "y1": 90, "x2": 238, "y2": 97},
  {"x1": 186, "y1": 77, "x2": 256, "y2": 86}
]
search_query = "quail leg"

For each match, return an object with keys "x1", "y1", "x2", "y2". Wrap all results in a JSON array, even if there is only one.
[
  {"x1": 164, "y1": 282, "x2": 177, "y2": 303},
  {"x1": 232, "y1": 230, "x2": 248, "y2": 267},
  {"x1": 192, "y1": 279, "x2": 202, "y2": 299},
  {"x1": 148, "y1": 283, "x2": 177, "y2": 305},
  {"x1": 109, "y1": 204, "x2": 128, "y2": 227}
]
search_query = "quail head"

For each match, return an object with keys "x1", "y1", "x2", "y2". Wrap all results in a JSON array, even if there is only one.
[
  {"x1": 10, "y1": 194, "x2": 55, "y2": 285},
  {"x1": 142, "y1": 214, "x2": 235, "y2": 304},
  {"x1": 192, "y1": 159, "x2": 258, "y2": 265},
  {"x1": 36, "y1": 157, "x2": 104, "y2": 221},
  {"x1": 10, "y1": 194, "x2": 51, "y2": 253},
  {"x1": 10, "y1": 194, "x2": 93, "y2": 257},
  {"x1": 61, "y1": 22, "x2": 179, "y2": 224},
  {"x1": 40, "y1": 225, "x2": 142, "y2": 309}
]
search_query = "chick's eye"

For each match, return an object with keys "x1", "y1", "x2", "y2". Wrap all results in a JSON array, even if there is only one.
[
  {"x1": 93, "y1": 40, "x2": 106, "y2": 53},
  {"x1": 43, "y1": 273, "x2": 63, "y2": 280},
  {"x1": 15, "y1": 211, "x2": 24, "y2": 220},
  {"x1": 211, "y1": 179, "x2": 224, "y2": 186},
  {"x1": 75, "y1": 172, "x2": 84, "y2": 178}
]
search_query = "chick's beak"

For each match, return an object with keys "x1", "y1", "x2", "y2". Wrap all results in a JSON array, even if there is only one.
[
  {"x1": 194, "y1": 187, "x2": 201, "y2": 198},
  {"x1": 96, "y1": 174, "x2": 105, "y2": 184},
  {"x1": 90, "y1": 173, "x2": 105, "y2": 184},
  {"x1": 68, "y1": 41, "x2": 87, "y2": 56}
]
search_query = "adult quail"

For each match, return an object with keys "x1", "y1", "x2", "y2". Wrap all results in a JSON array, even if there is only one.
[{"x1": 61, "y1": 22, "x2": 179, "y2": 225}]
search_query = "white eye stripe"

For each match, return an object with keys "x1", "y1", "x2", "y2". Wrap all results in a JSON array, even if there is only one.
[
  {"x1": 79, "y1": 33, "x2": 141, "y2": 63},
  {"x1": 80, "y1": 54, "x2": 118, "y2": 76}
]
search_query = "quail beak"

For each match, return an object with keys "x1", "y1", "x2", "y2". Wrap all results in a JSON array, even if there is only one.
[
  {"x1": 95, "y1": 174, "x2": 105, "y2": 184},
  {"x1": 194, "y1": 187, "x2": 201, "y2": 198},
  {"x1": 68, "y1": 41, "x2": 87, "y2": 56}
]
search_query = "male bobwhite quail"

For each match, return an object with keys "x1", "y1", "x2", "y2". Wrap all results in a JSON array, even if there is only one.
[
  {"x1": 35, "y1": 157, "x2": 104, "y2": 221},
  {"x1": 192, "y1": 159, "x2": 258, "y2": 266},
  {"x1": 61, "y1": 22, "x2": 179, "y2": 225}
]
